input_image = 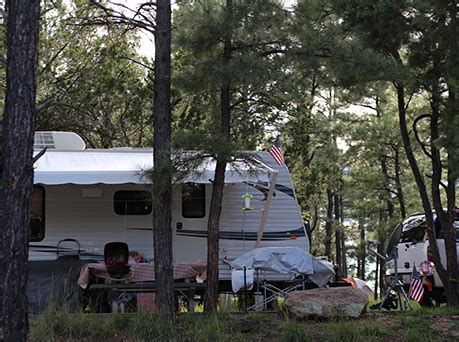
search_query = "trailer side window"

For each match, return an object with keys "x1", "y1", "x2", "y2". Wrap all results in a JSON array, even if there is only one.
[
  {"x1": 182, "y1": 184, "x2": 206, "y2": 218},
  {"x1": 114, "y1": 190, "x2": 152, "y2": 215},
  {"x1": 30, "y1": 186, "x2": 45, "y2": 241}
]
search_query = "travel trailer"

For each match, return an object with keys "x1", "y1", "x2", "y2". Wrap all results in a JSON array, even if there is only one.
[{"x1": 30, "y1": 132, "x2": 309, "y2": 286}]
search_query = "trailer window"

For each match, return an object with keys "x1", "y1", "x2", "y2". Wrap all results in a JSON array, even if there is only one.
[
  {"x1": 114, "y1": 190, "x2": 152, "y2": 215},
  {"x1": 182, "y1": 184, "x2": 206, "y2": 218},
  {"x1": 30, "y1": 186, "x2": 45, "y2": 241}
]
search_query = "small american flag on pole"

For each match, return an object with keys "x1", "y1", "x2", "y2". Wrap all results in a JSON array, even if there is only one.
[
  {"x1": 269, "y1": 136, "x2": 285, "y2": 165},
  {"x1": 408, "y1": 266, "x2": 424, "y2": 302}
]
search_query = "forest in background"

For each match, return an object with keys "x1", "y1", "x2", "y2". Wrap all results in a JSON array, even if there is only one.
[{"x1": 0, "y1": 0, "x2": 457, "y2": 304}]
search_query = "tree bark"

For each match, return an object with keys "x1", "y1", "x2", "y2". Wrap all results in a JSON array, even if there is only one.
[
  {"x1": 376, "y1": 96, "x2": 397, "y2": 220},
  {"x1": 430, "y1": 86, "x2": 459, "y2": 306},
  {"x1": 204, "y1": 159, "x2": 226, "y2": 313},
  {"x1": 379, "y1": 156, "x2": 395, "y2": 216},
  {"x1": 324, "y1": 189, "x2": 333, "y2": 261},
  {"x1": 334, "y1": 193, "x2": 342, "y2": 275},
  {"x1": 439, "y1": 13, "x2": 459, "y2": 301},
  {"x1": 339, "y1": 195, "x2": 347, "y2": 277},
  {"x1": 153, "y1": 0, "x2": 174, "y2": 320},
  {"x1": 394, "y1": 81, "x2": 452, "y2": 303},
  {"x1": 307, "y1": 204, "x2": 319, "y2": 247},
  {"x1": 358, "y1": 220, "x2": 366, "y2": 280},
  {"x1": 204, "y1": 0, "x2": 232, "y2": 314},
  {"x1": 377, "y1": 241, "x2": 385, "y2": 298},
  {"x1": 374, "y1": 251, "x2": 379, "y2": 299},
  {"x1": 393, "y1": 146, "x2": 406, "y2": 219},
  {"x1": 0, "y1": 1, "x2": 40, "y2": 340}
]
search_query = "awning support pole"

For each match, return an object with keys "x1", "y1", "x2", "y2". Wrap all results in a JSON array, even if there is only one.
[{"x1": 255, "y1": 170, "x2": 279, "y2": 248}]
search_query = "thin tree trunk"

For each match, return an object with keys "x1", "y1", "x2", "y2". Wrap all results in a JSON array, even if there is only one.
[
  {"x1": 436, "y1": 3, "x2": 459, "y2": 307},
  {"x1": 153, "y1": 0, "x2": 174, "y2": 320},
  {"x1": 204, "y1": 0, "x2": 232, "y2": 314},
  {"x1": 393, "y1": 146, "x2": 406, "y2": 219},
  {"x1": 0, "y1": 1, "x2": 40, "y2": 340},
  {"x1": 324, "y1": 189, "x2": 334, "y2": 261},
  {"x1": 339, "y1": 195, "x2": 347, "y2": 277},
  {"x1": 377, "y1": 241, "x2": 385, "y2": 297},
  {"x1": 379, "y1": 156, "x2": 395, "y2": 216},
  {"x1": 358, "y1": 220, "x2": 366, "y2": 280},
  {"x1": 376, "y1": 96, "x2": 396, "y2": 220},
  {"x1": 374, "y1": 252, "x2": 379, "y2": 300},
  {"x1": 394, "y1": 81, "x2": 450, "y2": 301},
  {"x1": 204, "y1": 160, "x2": 226, "y2": 313},
  {"x1": 334, "y1": 193, "x2": 342, "y2": 275},
  {"x1": 307, "y1": 204, "x2": 319, "y2": 247},
  {"x1": 430, "y1": 86, "x2": 459, "y2": 307}
]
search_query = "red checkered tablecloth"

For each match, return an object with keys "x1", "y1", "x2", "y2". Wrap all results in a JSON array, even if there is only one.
[{"x1": 78, "y1": 260, "x2": 207, "y2": 289}]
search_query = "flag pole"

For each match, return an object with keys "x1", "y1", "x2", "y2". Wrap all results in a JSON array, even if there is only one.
[{"x1": 255, "y1": 169, "x2": 279, "y2": 248}]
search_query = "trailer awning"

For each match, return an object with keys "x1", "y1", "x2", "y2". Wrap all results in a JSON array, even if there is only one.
[{"x1": 33, "y1": 150, "x2": 271, "y2": 185}]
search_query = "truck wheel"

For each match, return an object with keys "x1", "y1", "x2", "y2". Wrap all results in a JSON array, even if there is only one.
[{"x1": 420, "y1": 288, "x2": 445, "y2": 307}]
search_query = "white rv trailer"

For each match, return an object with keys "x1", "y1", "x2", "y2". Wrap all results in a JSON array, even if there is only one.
[{"x1": 30, "y1": 132, "x2": 309, "y2": 283}]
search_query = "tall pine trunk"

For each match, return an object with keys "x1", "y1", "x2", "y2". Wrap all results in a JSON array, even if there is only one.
[
  {"x1": 204, "y1": 0, "x2": 232, "y2": 314},
  {"x1": 358, "y1": 220, "x2": 366, "y2": 280},
  {"x1": 334, "y1": 193, "x2": 342, "y2": 275},
  {"x1": 377, "y1": 241, "x2": 386, "y2": 298},
  {"x1": 0, "y1": 1, "x2": 40, "y2": 340},
  {"x1": 153, "y1": 0, "x2": 174, "y2": 320},
  {"x1": 324, "y1": 189, "x2": 333, "y2": 261},
  {"x1": 393, "y1": 146, "x2": 406, "y2": 219},
  {"x1": 339, "y1": 195, "x2": 347, "y2": 277},
  {"x1": 394, "y1": 81, "x2": 458, "y2": 305},
  {"x1": 374, "y1": 253, "x2": 379, "y2": 299},
  {"x1": 430, "y1": 86, "x2": 459, "y2": 307},
  {"x1": 204, "y1": 159, "x2": 226, "y2": 313}
]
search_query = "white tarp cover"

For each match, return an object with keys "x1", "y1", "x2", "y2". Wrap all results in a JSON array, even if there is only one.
[
  {"x1": 33, "y1": 150, "x2": 270, "y2": 185},
  {"x1": 309, "y1": 258, "x2": 335, "y2": 287},
  {"x1": 229, "y1": 247, "x2": 335, "y2": 288}
]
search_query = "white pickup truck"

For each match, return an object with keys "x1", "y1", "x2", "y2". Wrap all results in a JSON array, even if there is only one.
[{"x1": 388, "y1": 210, "x2": 459, "y2": 305}]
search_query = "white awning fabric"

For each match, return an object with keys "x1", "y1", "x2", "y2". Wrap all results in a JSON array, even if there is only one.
[{"x1": 33, "y1": 150, "x2": 271, "y2": 185}]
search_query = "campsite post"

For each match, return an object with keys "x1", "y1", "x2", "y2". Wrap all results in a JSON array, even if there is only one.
[{"x1": 255, "y1": 170, "x2": 279, "y2": 247}]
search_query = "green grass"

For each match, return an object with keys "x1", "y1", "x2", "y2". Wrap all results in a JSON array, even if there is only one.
[
  {"x1": 405, "y1": 304, "x2": 459, "y2": 317},
  {"x1": 30, "y1": 310, "x2": 246, "y2": 342},
  {"x1": 319, "y1": 320, "x2": 391, "y2": 342},
  {"x1": 401, "y1": 316, "x2": 440, "y2": 342},
  {"x1": 280, "y1": 320, "x2": 312, "y2": 342},
  {"x1": 29, "y1": 305, "x2": 459, "y2": 342},
  {"x1": 30, "y1": 310, "x2": 119, "y2": 341}
]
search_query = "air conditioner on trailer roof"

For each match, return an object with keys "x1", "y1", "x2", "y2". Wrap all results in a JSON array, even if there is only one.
[{"x1": 34, "y1": 131, "x2": 86, "y2": 151}]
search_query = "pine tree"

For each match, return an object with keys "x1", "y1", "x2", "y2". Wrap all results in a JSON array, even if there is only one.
[{"x1": 0, "y1": 0, "x2": 40, "y2": 339}]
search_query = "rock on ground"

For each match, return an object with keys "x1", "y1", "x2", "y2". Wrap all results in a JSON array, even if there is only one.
[{"x1": 283, "y1": 287, "x2": 369, "y2": 319}]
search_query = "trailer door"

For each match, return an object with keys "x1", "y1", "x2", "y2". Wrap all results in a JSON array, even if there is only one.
[{"x1": 172, "y1": 184, "x2": 208, "y2": 262}]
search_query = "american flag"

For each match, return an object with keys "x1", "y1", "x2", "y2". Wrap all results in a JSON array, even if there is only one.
[
  {"x1": 408, "y1": 266, "x2": 424, "y2": 302},
  {"x1": 269, "y1": 136, "x2": 284, "y2": 165}
]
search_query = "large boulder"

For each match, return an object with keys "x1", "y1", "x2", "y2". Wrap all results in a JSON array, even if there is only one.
[{"x1": 283, "y1": 287, "x2": 369, "y2": 319}]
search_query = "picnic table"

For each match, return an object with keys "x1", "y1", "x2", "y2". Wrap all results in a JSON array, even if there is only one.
[{"x1": 78, "y1": 260, "x2": 207, "y2": 312}]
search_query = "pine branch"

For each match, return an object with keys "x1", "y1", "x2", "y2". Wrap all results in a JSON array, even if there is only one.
[
  {"x1": 412, "y1": 114, "x2": 433, "y2": 160},
  {"x1": 77, "y1": 0, "x2": 157, "y2": 35}
]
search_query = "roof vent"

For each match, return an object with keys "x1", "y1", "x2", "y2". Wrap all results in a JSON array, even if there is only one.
[{"x1": 34, "y1": 131, "x2": 86, "y2": 150}]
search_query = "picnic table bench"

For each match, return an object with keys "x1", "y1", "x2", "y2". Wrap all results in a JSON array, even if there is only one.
[{"x1": 89, "y1": 281, "x2": 207, "y2": 313}]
